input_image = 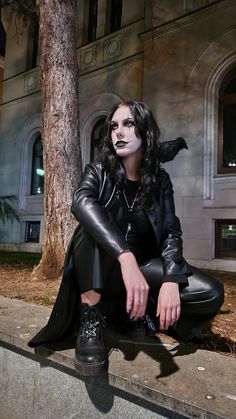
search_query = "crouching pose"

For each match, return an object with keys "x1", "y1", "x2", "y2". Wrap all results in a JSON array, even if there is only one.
[{"x1": 29, "y1": 101, "x2": 224, "y2": 375}]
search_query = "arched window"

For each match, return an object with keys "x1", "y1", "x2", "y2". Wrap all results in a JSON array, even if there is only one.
[
  {"x1": 90, "y1": 117, "x2": 106, "y2": 161},
  {"x1": 31, "y1": 135, "x2": 44, "y2": 195},
  {"x1": 218, "y1": 69, "x2": 236, "y2": 174}
]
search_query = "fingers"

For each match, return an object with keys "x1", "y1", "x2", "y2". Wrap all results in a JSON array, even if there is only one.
[
  {"x1": 126, "y1": 288, "x2": 133, "y2": 314},
  {"x1": 127, "y1": 284, "x2": 149, "y2": 320},
  {"x1": 157, "y1": 304, "x2": 181, "y2": 330}
]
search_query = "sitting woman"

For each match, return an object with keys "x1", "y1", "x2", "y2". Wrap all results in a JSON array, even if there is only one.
[{"x1": 29, "y1": 100, "x2": 224, "y2": 376}]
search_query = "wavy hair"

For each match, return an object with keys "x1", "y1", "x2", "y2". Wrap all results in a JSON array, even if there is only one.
[{"x1": 98, "y1": 100, "x2": 161, "y2": 209}]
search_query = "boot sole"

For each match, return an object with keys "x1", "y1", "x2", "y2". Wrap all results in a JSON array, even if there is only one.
[{"x1": 74, "y1": 356, "x2": 107, "y2": 376}]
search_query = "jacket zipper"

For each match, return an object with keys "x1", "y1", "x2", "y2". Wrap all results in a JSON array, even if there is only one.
[{"x1": 125, "y1": 223, "x2": 131, "y2": 241}]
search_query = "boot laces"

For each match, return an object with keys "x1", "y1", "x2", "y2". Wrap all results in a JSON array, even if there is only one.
[
  {"x1": 80, "y1": 304, "x2": 106, "y2": 343},
  {"x1": 82, "y1": 321, "x2": 99, "y2": 342}
]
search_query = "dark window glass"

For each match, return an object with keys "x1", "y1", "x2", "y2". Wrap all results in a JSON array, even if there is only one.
[
  {"x1": 110, "y1": 0, "x2": 122, "y2": 32},
  {"x1": 222, "y1": 103, "x2": 236, "y2": 169},
  {"x1": 215, "y1": 220, "x2": 236, "y2": 259},
  {"x1": 26, "y1": 19, "x2": 39, "y2": 70},
  {"x1": 25, "y1": 221, "x2": 40, "y2": 243},
  {"x1": 31, "y1": 135, "x2": 44, "y2": 195},
  {"x1": 90, "y1": 117, "x2": 106, "y2": 161},
  {"x1": 0, "y1": 20, "x2": 6, "y2": 56},
  {"x1": 218, "y1": 69, "x2": 236, "y2": 173},
  {"x1": 224, "y1": 77, "x2": 236, "y2": 95},
  {"x1": 88, "y1": 0, "x2": 98, "y2": 42}
]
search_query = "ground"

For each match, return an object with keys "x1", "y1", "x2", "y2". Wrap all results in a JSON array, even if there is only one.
[{"x1": 0, "y1": 252, "x2": 235, "y2": 357}]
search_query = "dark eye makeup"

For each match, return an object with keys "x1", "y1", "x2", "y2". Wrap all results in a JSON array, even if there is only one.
[{"x1": 110, "y1": 118, "x2": 134, "y2": 130}]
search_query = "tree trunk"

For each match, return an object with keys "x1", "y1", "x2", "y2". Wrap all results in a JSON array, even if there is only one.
[{"x1": 34, "y1": 0, "x2": 81, "y2": 279}]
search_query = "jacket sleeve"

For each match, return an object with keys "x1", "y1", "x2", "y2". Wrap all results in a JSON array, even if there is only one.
[
  {"x1": 159, "y1": 170, "x2": 191, "y2": 283},
  {"x1": 71, "y1": 163, "x2": 129, "y2": 259}
]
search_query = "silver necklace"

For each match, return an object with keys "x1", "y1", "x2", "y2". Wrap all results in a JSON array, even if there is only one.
[{"x1": 122, "y1": 185, "x2": 142, "y2": 213}]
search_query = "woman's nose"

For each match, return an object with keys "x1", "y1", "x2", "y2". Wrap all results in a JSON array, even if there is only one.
[{"x1": 116, "y1": 126, "x2": 124, "y2": 139}]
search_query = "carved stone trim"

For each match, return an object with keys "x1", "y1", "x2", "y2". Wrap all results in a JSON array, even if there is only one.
[
  {"x1": 103, "y1": 35, "x2": 122, "y2": 61},
  {"x1": 24, "y1": 70, "x2": 38, "y2": 92},
  {"x1": 80, "y1": 46, "x2": 97, "y2": 70}
]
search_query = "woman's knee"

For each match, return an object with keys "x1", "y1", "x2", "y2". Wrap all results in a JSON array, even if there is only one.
[
  {"x1": 210, "y1": 277, "x2": 224, "y2": 310},
  {"x1": 182, "y1": 266, "x2": 224, "y2": 313}
]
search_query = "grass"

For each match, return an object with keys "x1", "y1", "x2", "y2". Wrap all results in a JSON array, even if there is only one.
[
  {"x1": 14, "y1": 290, "x2": 24, "y2": 299},
  {"x1": 42, "y1": 289, "x2": 52, "y2": 305},
  {"x1": 0, "y1": 251, "x2": 42, "y2": 268}
]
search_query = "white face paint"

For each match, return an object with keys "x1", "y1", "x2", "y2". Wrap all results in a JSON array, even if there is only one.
[{"x1": 110, "y1": 106, "x2": 142, "y2": 158}]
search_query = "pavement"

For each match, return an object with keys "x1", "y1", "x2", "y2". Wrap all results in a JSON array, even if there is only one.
[{"x1": 0, "y1": 295, "x2": 236, "y2": 419}]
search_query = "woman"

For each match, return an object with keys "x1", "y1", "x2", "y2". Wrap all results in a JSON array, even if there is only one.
[{"x1": 29, "y1": 101, "x2": 224, "y2": 376}]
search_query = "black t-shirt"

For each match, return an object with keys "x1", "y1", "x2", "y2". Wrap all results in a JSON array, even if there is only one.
[{"x1": 108, "y1": 180, "x2": 158, "y2": 265}]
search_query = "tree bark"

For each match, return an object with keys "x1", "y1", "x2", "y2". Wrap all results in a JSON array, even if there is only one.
[{"x1": 34, "y1": 0, "x2": 81, "y2": 279}]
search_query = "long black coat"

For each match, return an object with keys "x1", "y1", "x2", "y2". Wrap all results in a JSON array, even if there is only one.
[{"x1": 28, "y1": 163, "x2": 190, "y2": 347}]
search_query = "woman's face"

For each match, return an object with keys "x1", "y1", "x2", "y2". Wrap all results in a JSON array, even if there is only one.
[{"x1": 110, "y1": 105, "x2": 142, "y2": 158}]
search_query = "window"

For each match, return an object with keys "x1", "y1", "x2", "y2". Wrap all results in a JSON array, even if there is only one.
[
  {"x1": 31, "y1": 135, "x2": 44, "y2": 195},
  {"x1": 0, "y1": 20, "x2": 6, "y2": 107},
  {"x1": 26, "y1": 19, "x2": 39, "y2": 70},
  {"x1": 88, "y1": 0, "x2": 98, "y2": 42},
  {"x1": 215, "y1": 220, "x2": 236, "y2": 259},
  {"x1": 218, "y1": 69, "x2": 236, "y2": 173},
  {"x1": 0, "y1": 20, "x2": 6, "y2": 57},
  {"x1": 25, "y1": 221, "x2": 40, "y2": 243},
  {"x1": 90, "y1": 117, "x2": 106, "y2": 161},
  {"x1": 110, "y1": 0, "x2": 122, "y2": 32}
]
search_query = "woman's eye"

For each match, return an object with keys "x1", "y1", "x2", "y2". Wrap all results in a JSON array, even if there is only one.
[
  {"x1": 125, "y1": 121, "x2": 134, "y2": 127},
  {"x1": 111, "y1": 124, "x2": 117, "y2": 130}
]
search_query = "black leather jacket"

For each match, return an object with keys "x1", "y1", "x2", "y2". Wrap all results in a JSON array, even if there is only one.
[{"x1": 71, "y1": 162, "x2": 190, "y2": 283}]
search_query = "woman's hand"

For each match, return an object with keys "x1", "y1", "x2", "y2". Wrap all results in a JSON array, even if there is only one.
[
  {"x1": 157, "y1": 282, "x2": 181, "y2": 330},
  {"x1": 118, "y1": 251, "x2": 149, "y2": 320}
]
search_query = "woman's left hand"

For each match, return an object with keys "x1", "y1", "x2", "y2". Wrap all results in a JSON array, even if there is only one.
[{"x1": 156, "y1": 282, "x2": 181, "y2": 330}]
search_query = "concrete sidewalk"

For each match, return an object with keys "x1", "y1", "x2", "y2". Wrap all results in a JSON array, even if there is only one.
[{"x1": 0, "y1": 295, "x2": 235, "y2": 419}]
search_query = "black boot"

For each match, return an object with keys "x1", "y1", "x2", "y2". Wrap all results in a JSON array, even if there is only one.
[{"x1": 74, "y1": 303, "x2": 106, "y2": 376}]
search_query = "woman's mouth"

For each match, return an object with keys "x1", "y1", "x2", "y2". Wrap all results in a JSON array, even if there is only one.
[{"x1": 115, "y1": 140, "x2": 128, "y2": 148}]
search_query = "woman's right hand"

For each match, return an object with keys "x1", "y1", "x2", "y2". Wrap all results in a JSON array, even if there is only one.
[{"x1": 118, "y1": 251, "x2": 149, "y2": 320}]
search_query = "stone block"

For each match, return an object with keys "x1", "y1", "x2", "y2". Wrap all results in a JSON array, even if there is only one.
[
  {"x1": 171, "y1": 176, "x2": 203, "y2": 197},
  {"x1": 183, "y1": 238, "x2": 212, "y2": 260},
  {"x1": 181, "y1": 218, "x2": 212, "y2": 240}
]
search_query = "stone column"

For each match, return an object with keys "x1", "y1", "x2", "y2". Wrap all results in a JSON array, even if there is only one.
[{"x1": 96, "y1": 0, "x2": 109, "y2": 38}]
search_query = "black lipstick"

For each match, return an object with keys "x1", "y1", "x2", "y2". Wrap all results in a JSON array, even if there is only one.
[{"x1": 115, "y1": 140, "x2": 127, "y2": 148}]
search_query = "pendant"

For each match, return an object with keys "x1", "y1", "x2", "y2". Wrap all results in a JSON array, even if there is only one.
[{"x1": 125, "y1": 223, "x2": 131, "y2": 241}]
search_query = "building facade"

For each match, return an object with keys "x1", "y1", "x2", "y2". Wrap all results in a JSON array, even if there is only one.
[{"x1": 0, "y1": 0, "x2": 236, "y2": 271}]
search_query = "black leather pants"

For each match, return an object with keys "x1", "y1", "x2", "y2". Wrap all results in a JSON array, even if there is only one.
[
  {"x1": 73, "y1": 238, "x2": 224, "y2": 342},
  {"x1": 140, "y1": 259, "x2": 224, "y2": 341}
]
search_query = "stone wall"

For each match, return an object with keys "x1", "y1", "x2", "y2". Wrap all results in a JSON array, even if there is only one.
[{"x1": 142, "y1": 0, "x2": 236, "y2": 267}]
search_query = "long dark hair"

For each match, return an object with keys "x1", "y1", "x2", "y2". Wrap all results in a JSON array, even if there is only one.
[{"x1": 98, "y1": 100, "x2": 161, "y2": 209}]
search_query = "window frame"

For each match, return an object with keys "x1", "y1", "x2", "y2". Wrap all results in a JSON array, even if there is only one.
[
  {"x1": 215, "y1": 219, "x2": 236, "y2": 259},
  {"x1": 31, "y1": 134, "x2": 44, "y2": 195},
  {"x1": 25, "y1": 220, "x2": 41, "y2": 243}
]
